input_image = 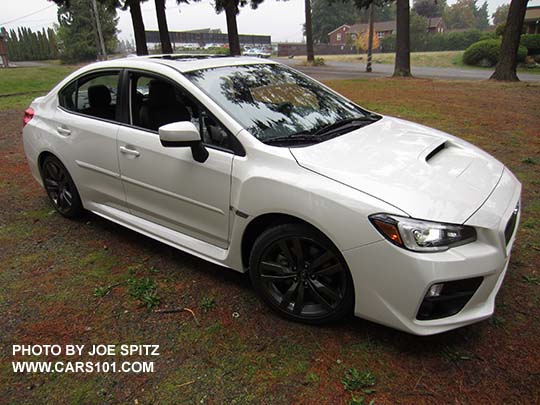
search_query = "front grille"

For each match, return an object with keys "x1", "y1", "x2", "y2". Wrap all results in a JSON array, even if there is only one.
[{"x1": 504, "y1": 201, "x2": 519, "y2": 245}]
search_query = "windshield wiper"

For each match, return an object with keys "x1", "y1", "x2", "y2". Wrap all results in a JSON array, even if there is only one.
[
  {"x1": 263, "y1": 132, "x2": 324, "y2": 145},
  {"x1": 263, "y1": 114, "x2": 381, "y2": 146},
  {"x1": 313, "y1": 114, "x2": 381, "y2": 137}
]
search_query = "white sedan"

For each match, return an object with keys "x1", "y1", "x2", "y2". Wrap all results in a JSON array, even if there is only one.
[
  {"x1": 22, "y1": 56, "x2": 521, "y2": 335},
  {"x1": 243, "y1": 48, "x2": 271, "y2": 58}
]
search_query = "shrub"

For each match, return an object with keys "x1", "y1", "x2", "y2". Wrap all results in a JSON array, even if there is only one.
[
  {"x1": 414, "y1": 29, "x2": 495, "y2": 51},
  {"x1": 313, "y1": 57, "x2": 326, "y2": 66},
  {"x1": 463, "y1": 39, "x2": 527, "y2": 67},
  {"x1": 380, "y1": 34, "x2": 396, "y2": 53},
  {"x1": 521, "y1": 34, "x2": 540, "y2": 55}
]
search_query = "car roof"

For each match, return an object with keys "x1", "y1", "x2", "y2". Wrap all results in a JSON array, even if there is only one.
[
  {"x1": 84, "y1": 55, "x2": 277, "y2": 74},
  {"x1": 154, "y1": 55, "x2": 277, "y2": 72}
]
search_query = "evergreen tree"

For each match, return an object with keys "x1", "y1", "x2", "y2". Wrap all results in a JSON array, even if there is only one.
[
  {"x1": 492, "y1": 4, "x2": 510, "y2": 26},
  {"x1": 48, "y1": 28, "x2": 60, "y2": 59},
  {"x1": 474, "y1": 1, "x2": 489, "y2": 30},
  {"x1": 4, "y1": 27, "x2": 60, "y2": 61},
  {"x1": 312, "y1": 0, "x2": 359, "y2": 43},
  {"x1": 356, "y1": 1, "x2": 396, "y2": 23},
  {"x1": 444, "y1": 0, "x2": 476, "y2": 29},
  {"x1": 56, "y1": 0, "x2": 118, "y2": 63},
  {"x1": 412, "y1": 0, "x2": 446, "y2": 18}
]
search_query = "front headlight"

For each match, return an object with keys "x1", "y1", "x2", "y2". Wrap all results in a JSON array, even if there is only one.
[{"x1": 369, "y1": 214, "x2": 477, "y2": 252}]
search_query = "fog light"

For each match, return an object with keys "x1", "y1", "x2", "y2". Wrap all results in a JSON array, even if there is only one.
[
  {"x1": 426, "y1": 283, "x2": 444, "y2": 298},
  {"x1": 417, "y1": 277, "x2": 483, "y2": 320}
]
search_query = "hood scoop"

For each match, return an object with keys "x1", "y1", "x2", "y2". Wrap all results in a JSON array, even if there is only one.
[{"x1": 425, "y1": 141, "x2": 447, "y2": 163}]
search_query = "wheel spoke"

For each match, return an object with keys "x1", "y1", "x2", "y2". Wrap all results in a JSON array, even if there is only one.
[
  {"x1": 44, "y1": 178, "x2": 59, "y2": 192},
  {"x1": 261, "y1": 273, "x2": 296, "y2": 281},
  {"x1": 307, "y1": 280, "x2": 333, "y2": 310},
  {"x1": 312, "y1": 279, "x2": 341, "y2": 302},
  {"x1": 260, "y1": 261, "x2": 289, "y2": 275},
  {"x1": 291, "y1": 238, "x2": 304, "y2": 267},
  {"x1": 293, "y1": 282, "x2": 305, "y2": 315},
  {"x1": 63, "y1": 189, "x2": 73, "y2": 206},
  {"x1": 51, "y1": 163, "x2": 61, "y2": 180},
  {"x1": 310, "y1": 250, "x2": 334, "y2": 271},
  {"x1": 278, "y1": 240, "x2": 294, "y2": 265},
  {"x1": 44, "y1": 164, "x2": 57, "y2": 181},
  {"x1": 279, "y1": 281, "x2": 298, "y2": 309},
  {"x1": 58, "y1": 191, "x2": 69, "y2": 209},
  {"x1": 58, "y1": 170, "x2": 67, "y2": 186},
  {"x1": 313, "y1": 263, "x2": 342, "y2": 277}
]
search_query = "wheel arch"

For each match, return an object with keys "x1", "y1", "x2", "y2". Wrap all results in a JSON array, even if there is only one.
[
  {"x1": 37, "y1": 150, "x2": 61, "y2": 177},
  {"x1": 240, "y1": 212, "x2": 341, "y2": 269}
]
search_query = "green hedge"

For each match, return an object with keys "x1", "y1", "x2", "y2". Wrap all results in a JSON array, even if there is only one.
[
  {"x1": 463, "y1": 39, "x2": 527, "y2": 67},
  {"x1": 379, "y1": 32, "x2": 540, "y2": 57},
  {"x1": 521, "y1": 34, "x2": 540, "y2": 55},
  {"x1": 380, "y1": 29, "x2": 497, "y2": 53}
]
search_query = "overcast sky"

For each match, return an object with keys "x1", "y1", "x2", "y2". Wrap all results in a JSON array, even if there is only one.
[{"x1": 1, "y1": 0, "x2": 513, "y2": 43}]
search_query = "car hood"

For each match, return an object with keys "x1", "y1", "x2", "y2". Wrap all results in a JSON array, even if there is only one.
[{"x1": 290, "y1": 116, "x2": 504, "y2": 224}]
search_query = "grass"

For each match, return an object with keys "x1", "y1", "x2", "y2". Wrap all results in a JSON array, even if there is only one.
[
  {"x1": 342, "y1": 368, "x2": 377, "y2": 392},
  {"x1": 282, "y1": 51, "x2": 465, "y2": 68},
  {"x1": 284, "y1": 50, "x2": 540, "y2": 74},
  {"x1": 127, "y1": 274, "x2": 161, "y2": 310},
  {"x1": 200, "y1": 295, "x2": 217, "y2": 312},
  {"x1": 0, "y1": 63, "x2": 77, "y2": 110},
  {"x1": 371, "y1": 50, "x2": 464, "y2": 68}
]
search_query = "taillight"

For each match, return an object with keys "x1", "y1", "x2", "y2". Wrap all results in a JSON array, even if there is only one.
[{"x1": 23, "y1": 107, "x2": 34, "y2": 128}]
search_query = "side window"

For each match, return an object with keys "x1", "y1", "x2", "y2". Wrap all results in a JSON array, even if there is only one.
[
  {"x1": 59, "y1": 71, "x2": 120, "y2": 121},
  {"x1": 200, "y1": 111, "x2": 232, "y2": 150},
  {"x1": 130, "y1": 74, "x2": 195, "y2": 131},
  {"x1": 59, "y1": 81, "x2": 77, "y2": 111},
  {"x1": 129, "y1": 73, "x2": 232, "y2": 150}
]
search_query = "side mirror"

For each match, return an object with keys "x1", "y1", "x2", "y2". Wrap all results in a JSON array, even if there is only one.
[{"x1": 159, "y1": 121, "x2": 208, "y2": 163}]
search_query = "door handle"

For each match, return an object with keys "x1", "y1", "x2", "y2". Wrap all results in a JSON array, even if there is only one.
[
  {"x1": 120, "y1": 146, "x2": 140, "y2": 157},
  {"x1": 57, "y1": 126, "x2": 71, "y2": 136}
]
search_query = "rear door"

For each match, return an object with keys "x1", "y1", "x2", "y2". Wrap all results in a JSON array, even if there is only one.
[
  {"x1": 56, "y1": 70, "x2": 126, "y2": 211},
  {"x1": 116, "y1": 70, "x2": 235, "y2": 248}
]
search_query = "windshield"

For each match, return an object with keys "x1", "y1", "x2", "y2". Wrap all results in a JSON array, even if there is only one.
[{"x1": 185, "y1": 64, "x2": 376, "y2": 144}]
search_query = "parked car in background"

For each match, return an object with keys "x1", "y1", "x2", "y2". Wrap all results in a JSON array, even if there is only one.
[
  {"x1": 22, "y1": 55, "x2": 520, "y2": 335},
  {"x1": 243, "y1": 47, "x2": 271, "y2": 58}
]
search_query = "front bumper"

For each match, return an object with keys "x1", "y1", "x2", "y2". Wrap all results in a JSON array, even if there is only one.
[{"x1": 344, "y1": 168, "x2": 521, "y2": 335}]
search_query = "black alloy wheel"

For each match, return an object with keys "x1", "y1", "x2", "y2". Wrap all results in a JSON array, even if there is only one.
[
  {"x1": 250, "y1": 224, "x2": 354, "y2": 324},
  {"x1": 41, "y1": 155, "x2": 83, "y2": 218}
]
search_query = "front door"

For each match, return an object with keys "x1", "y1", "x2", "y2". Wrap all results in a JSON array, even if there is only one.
[{"x1": 117, "y1": 71, "x2": 234, "y2": 248}]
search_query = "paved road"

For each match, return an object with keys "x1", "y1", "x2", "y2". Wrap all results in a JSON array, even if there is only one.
[{"x1": 276, "y1": 58, "x2": 540, "y2": 82}]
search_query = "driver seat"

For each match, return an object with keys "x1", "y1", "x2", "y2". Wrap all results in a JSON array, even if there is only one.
[{"x1": 139, "y1": 80, "x2": 191, "y2": 131}]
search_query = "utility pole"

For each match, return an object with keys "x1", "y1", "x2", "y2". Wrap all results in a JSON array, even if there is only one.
[
  {"x1": 366, "y1": 2, "x2": 375, "y2": 73},
  {"x1": 91, "y1": 0, "x2": 107, "y2": 60}
]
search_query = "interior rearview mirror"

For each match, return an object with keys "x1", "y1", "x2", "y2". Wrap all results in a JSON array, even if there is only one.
[{"x1": 159, "y1": 121, "x2": 208, "y2": 163}]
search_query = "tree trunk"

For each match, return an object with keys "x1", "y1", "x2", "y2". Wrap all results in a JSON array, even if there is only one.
[
  {"x1": 155, "y1": 0, "x2": 172, "y2": 54},
  {"x1": 393, "y1": 0, "x2": 411, "y2": 77},
  {"x1": 305, "y1": 0, "x2": 315, "y2": 62},
  {"x1": 225, "y1": 1, "x2": 241, "y2": 56},
  {"x1": 128, "y1": 0, "x2": 148, "y2": 56},
  {"x1": 490, "y1": 0, "x2": 528, "y2": 81}
]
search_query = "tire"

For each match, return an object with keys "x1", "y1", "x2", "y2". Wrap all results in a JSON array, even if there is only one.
[
  {"x1": 41, "y1": 155, "x2": 83, "y2": 219},
  {"x1": 249, "y1": 223, "x2": 354, "y2": 324}
]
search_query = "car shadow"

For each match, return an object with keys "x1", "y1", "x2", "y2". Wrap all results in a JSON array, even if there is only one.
[{"x1": 81, "y1": 209, "x2": 487, "y2": 355}]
